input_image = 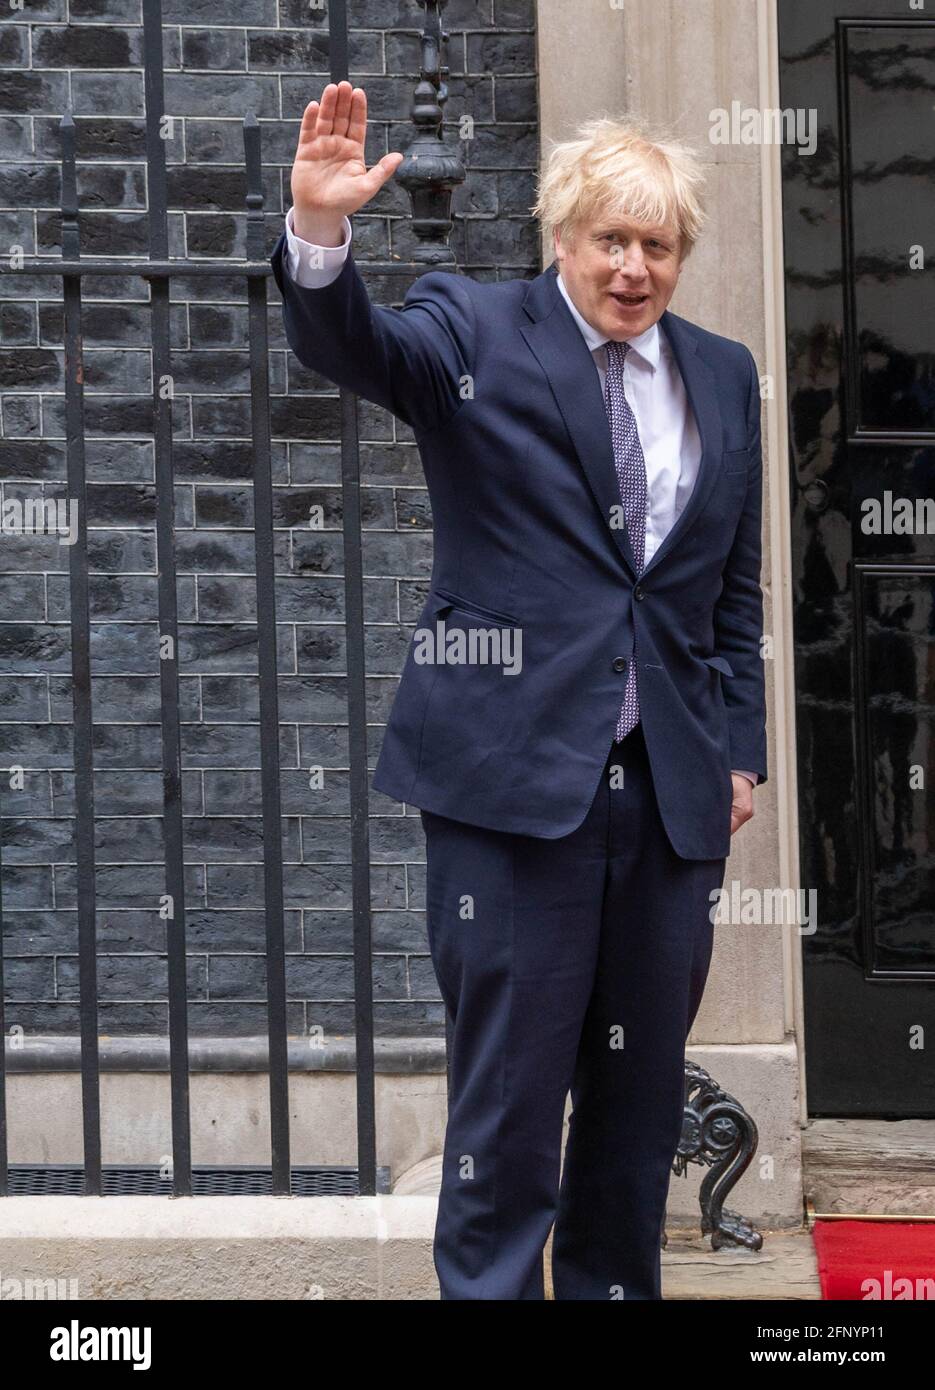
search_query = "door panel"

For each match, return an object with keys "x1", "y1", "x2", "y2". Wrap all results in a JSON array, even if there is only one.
[{"x1": 779, "y1": 1, "x2": 935, "y2": 1114}]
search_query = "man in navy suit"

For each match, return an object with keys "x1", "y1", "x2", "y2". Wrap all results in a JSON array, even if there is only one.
[{"x1": 271, "y1": 83, "x2": 767, "y2": 1300}]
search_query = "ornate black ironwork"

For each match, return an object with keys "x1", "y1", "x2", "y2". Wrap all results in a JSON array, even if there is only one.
[
  {"x1": 395, "y1": 0, "x2": 466, "y2": 264},
  {"x1": 664, "y1": 1060, "x2": 763, "y2": 1251}
]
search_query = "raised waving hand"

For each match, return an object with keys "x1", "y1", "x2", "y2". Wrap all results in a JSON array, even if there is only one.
[{"x1": 290, "y1": 81, "x2": 404, "y2": 245}]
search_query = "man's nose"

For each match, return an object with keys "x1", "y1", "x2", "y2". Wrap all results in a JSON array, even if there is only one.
[{"x1": 610, "y1": 246, "x2": 648, "y2": 280}]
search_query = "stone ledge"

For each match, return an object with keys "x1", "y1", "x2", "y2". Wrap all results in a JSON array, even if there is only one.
[{"x1": 2, "y1": 1035, "x2": 447, "y2": 1074}]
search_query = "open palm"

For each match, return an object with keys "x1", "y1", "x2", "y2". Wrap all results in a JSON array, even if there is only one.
[{"x1": 290, "y1": 81, "x2": 403, "y2": 231}]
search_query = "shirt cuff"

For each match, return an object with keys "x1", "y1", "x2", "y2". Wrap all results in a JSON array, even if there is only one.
[
  {"x1": 732, "y1": 770, "x2": 758, "y2": 787},
  {"x1": 284, "y1": 205, "x2": 352, "y2": 288}
]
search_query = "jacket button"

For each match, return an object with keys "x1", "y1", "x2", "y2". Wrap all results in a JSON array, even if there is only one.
[
  {"x1": 612, "y1": 656, "x2": 628, "y2": 672},
  {"x1": 634, "y1": 584, "x2": 645, "y2": 600}
]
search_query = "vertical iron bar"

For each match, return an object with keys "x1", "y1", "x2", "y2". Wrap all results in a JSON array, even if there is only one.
[
  {"x1": 244, "y1": 112, "x2": 291, "y2": 1195},
  {"x1": 60, "y1": 110, "x2": 103, "y2": 1197},
  {"x1": 330, "y1": 0, "x2": 377, "y2": 1195},
  {"x1": 142, "y1": 0, "x2": 192, "y2": 1196}
]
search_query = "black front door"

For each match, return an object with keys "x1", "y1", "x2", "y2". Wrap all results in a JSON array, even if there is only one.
[{"x1": 779, "y1": 0, "x2": 935, "y2": 1115}]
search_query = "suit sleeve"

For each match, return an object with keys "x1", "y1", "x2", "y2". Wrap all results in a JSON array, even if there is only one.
[
  {"x1": 714, "y1": 349, "x2": 768, "y2": 785},
  {"x1": 269, "y1": 227, "x2": 476, "y2": 437}
]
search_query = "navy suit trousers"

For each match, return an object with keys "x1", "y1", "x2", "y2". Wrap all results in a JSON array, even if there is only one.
[{"x1": 420, "y1": 721, "x2": 728, "y2": 1300}]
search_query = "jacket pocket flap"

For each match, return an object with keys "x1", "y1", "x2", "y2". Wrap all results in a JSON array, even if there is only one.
[
  {"x1": 428, "y1": 586, "x2": 519, "y2": 626},
  {"x1": 701, "y1": 653, "x2": 735, "y2": 677}
]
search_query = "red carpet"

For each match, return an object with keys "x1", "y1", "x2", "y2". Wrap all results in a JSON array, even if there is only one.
[{"x1": 812, "y1": 1219, "x2": 935, "y2": 1299}]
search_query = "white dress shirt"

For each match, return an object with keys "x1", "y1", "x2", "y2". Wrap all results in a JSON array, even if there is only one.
[{"x1": 281, "y1": 207, "x2": 757, "y2": 786}]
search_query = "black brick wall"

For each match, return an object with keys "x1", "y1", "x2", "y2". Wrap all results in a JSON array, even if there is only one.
[{"x1": 0, "y1": 0, "x2": 540, "y2": 1039}]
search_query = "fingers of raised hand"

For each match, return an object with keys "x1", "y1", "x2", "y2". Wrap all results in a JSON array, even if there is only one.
[
  {"x1": 298, "y1": 83, "x2": 366, "y2": 151},
  {"x1": 317, "y1": 82, "x2": 362, "y2": 139}
]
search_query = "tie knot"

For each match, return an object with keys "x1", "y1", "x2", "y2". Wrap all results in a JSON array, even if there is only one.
[{"x1": 605, "y1": 340, "x2": 632, "y2": 378}]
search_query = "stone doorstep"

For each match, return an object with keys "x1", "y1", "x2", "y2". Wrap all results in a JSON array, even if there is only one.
[
  {"x1": 656, "y1": 1229, "x2": 821, "y2": 1301},
  {"x1": 0, "y1": 1194, "x2": 818, "y2": 1300},
  {"x1": 803, "y1": 1119, "x2": 935, "y2": 1217}
]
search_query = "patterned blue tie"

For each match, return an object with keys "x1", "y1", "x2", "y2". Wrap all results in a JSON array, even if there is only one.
[{"x1": 604, "y1": 339, "x2": 647, "y2": 742}]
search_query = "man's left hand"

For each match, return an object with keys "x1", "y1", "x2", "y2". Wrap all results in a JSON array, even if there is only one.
[{"x1": 730, "y1": 774, "x2": 754, "y2": 836}]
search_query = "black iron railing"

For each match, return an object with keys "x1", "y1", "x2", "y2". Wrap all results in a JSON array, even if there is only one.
[{"x1": 0, "y1": 0, "x2": 464, "y2": 1199}]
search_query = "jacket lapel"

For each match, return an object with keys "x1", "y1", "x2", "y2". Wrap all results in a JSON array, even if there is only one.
[{"x1": 519, "y1": 262, "x2": 724, "y2": 580}]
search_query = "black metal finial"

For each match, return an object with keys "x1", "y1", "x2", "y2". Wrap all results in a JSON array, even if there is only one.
[
  {"x1": 243, "y1": 109, "x2": 265, "y2": 263},
  {"x1": 394, "y1": 0, "x2": 466, "y2": 265}
]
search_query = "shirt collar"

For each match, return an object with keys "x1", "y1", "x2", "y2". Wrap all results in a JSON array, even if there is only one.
[{"x1": 555, "y1": 268, "x2": 661, "y2": 372}]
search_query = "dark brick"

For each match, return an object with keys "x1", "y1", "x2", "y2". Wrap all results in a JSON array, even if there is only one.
[
  {"x1": 180, "y1": 28, "x2": 247, "y2": 71},
  {"x1": 3, "y1": 956, "x2": 56, "y2": 999},
  {"x1": 467, "y1": 31, "x2": 537, "y2": 74},
  {"x1": 186, "y1": 303, "x2": 248, "y2": 348},
  {"x1": 0, "y1": 346, "x2": 61, "y2": 389},
  {"x1": 171, "y1": 440, "x2": 253, "y2": 482},
  {"x1": 34, "y1": 115, "x2": 146, "y2": 161},
  {"x1": 183, "y1": 118, "x2": 258, "y2": 164},
  {"x1": 36, "y1": 208, "x2": 152, "y2": 257},
  {"x1": 495, "y1": 0, "x2": 536, "y2": 25},
  {"x1": 0, "y1": 573, "x2": 46, "y2": 620},
  {"x1": 0, "y1": 115, "x2": 33, "y2": 156},
  {"x1": 0, "y1": 218, "x2": 36, "y2": 255},
  {"x1": 77, "y1": 162, "x2": 148, "y2": 209},
  {"x1": 245, "y1": 29, "x2": 330, "y2": 73},
  {"x1": 498, "y1": 167, "x2": 537, "y2": 214},
  {"x1": 57, "y1": 953, "x2": 208, "y2": 1000},
  {"x1": 166, "y1": 164, "x2": 279, "y2": 213},
  {"x1": 193, "y1": 489, "x2": 252, "y2": 530},
  {"x1": 70, "y1": 2, "x2": 138, "y2": 19},
  {"x1": 494, "y1": 76, "x2": 537, "y2": 122},
  {"x1": 165, "y1": 0, "x2": 277, "y2": 21},
  {"x1": 0, "y1": 163, "x2": 61, "y2": 209},
  {"x1": 2, "y1": 300, "x2": 38, "y2": 343},
  {"x1": 39, "y1": 300, "x2": 182, "y2": 350},
  {"x1": 465, "y1": 121, "x2": 538, "y2": 169},
  {"x1": 70, "y1": 70, "x2": 144, "y2": 117},
  {"x1": 0, "y1": 70, "x2": 70, "y2": 115},
  {"x1": 165, "y1": 72, "x2": 280, "y2": 118},
  {"x1": 0, "y1": 26, "x2": 30, "y2": 68},
  {"x1": 32, "y1": 25, "x2": 141, "y2": 69}
]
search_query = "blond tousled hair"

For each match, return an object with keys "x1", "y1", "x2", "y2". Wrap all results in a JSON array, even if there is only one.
[{"x1": 531, "y1": 115, "x2": 707, "y2": 260}]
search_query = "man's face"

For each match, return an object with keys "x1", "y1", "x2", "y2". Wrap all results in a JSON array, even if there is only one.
[{"x1": 553, "y1": 212, "x2": 683, "y2": 341}]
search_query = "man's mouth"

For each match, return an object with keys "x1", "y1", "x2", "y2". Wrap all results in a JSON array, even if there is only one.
[{"x1": 611, "y1": 292, "x2": 650, "y2": 307}]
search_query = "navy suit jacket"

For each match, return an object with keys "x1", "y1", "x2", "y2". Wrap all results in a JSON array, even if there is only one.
[{"x1": 270, "y1": 233, "x2": 768, "y2": 859}]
